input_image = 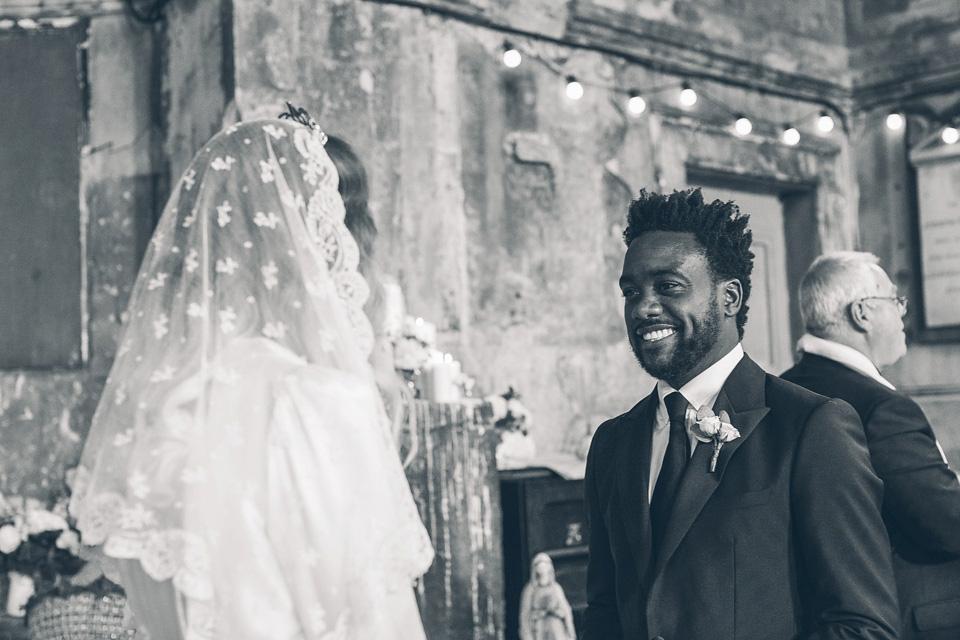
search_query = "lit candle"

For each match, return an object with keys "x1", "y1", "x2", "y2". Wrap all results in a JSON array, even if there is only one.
[
  {"x1": 381, "y1": 282, "x2": 405, "y2": 338},
  {"x1": 426, "y1": 354, "x2": 462, "y2": 403}
]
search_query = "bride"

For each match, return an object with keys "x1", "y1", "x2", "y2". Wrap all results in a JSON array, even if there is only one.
[{"x1": 69, "y1": 115, "x2": 434, "y2": 639}]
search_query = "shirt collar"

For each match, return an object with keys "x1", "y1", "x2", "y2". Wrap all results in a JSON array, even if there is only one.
[
  {"x1": 655, "y1": 343, "x2": 745, "y2": 429},
  {"x1": 796, "y1": 333, "x2": 896, "y2": 390}
]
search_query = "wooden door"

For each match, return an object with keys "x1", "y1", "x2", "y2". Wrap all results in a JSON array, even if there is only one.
[{"x1": 699, "y1": 187, "x2": 795, "y2": 375}]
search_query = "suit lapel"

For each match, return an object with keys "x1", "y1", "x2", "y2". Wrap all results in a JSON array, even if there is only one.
[
  {"x1": 616, "y1": 392, "x2": 656, "y2": 583},
  {"x1": 652, "y1": 356, "x2": 771, "y2": 577}
]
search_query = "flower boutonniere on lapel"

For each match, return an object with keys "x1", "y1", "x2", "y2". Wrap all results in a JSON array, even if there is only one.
[{"x1": 692, "y1": 406, "x2": 740, "y2": 472}]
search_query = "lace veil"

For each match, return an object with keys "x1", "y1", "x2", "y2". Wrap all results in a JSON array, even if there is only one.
[{"x1": 70, "y1": 119, "x2": 432, "y2": 638}]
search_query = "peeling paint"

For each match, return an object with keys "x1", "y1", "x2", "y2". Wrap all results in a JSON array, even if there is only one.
[
  {"x1": 405, "y1": 402, "x2": 504, "y2": 639},
  {"x1": 0, "y1": 14, "x2": 156, "y2": 505}
]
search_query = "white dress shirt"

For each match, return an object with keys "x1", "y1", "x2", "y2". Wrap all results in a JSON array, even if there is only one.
[
  {"x1": 648, "y1": 343, "x2": 744, "y2": 501},
  {"x1": 795, "y1": 333, "x2": 895, "y2": 390}
]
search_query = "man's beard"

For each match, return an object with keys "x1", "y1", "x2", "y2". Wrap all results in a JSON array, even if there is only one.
[{"x1": 631, "y1": 300, "x2": 723, "y2": 384}]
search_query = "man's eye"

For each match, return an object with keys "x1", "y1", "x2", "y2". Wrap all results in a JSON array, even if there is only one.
[
  {"x1": 657, "y1": 282, "x2": 681, "y2": 293},
  {"x1": 621, "y1": 288, "x2": 639, "y2": 298}
]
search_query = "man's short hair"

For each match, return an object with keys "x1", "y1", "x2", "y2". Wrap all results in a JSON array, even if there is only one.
[
  {"x1": 799, "y1": 251, "x2": 885, "y2": 335},
  {"x1": 623, "y1": 188, "x2": 754, "y2": 339}
]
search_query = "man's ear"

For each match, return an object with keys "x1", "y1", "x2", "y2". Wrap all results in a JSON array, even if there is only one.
[
  {"x1": 848, "y1": 299, "x2": 871, "y2": 333},
  {"x1": 722, "y1": 280, "x2": 743, "y2": 318}
]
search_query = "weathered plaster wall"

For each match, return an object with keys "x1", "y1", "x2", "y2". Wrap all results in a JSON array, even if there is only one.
[
  {"x1": 219, "y1": 0, "x2": 858, "y2": 454},
  {"x1": 0, "y1": 11, "x2": 159, "y2": 497},
  {"x1": 4, "y1": 0, "x2": 960, "y2": 491},
  {"x1": 846, "y1": 0, "x2": 960, "y2": 75},
  {"x1": 851, "y1": 103, "x2": 960, "y2": 466},
  {"x1": 164, "y1": 0, "x2": 231, "y2": 182},
  {"x1": 594, "y1": 0, "x2": 849, "y2": 74}
]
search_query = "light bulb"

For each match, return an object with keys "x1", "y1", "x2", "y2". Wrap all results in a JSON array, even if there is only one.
[
  {"x1": 679, "y1": 86, "x2": 698, "y2": 107},
  {"x1": 943, "y1": 127, "x2": 960, "y2": 145},
  {"x1": 817, "y1": 112, "x2": 835, "y2": 133},
  {"x1": 565, "y1": 78, "x2": 584, "y2": 101},
  {"x1": 734, "y1": 117, "x2": 752, "y2": 136},
  {"x1": 782, "y1": 126, "x2": 800, "y2": 146},
  {"x1": 885, "y1": 113, "x2": 904, "y2": 131},
  {"x1": 502, "y1": 47, "x2": 522, "y2": 68},
  {"x1": 628, "y1": 94, "x2": 646, "y2": 116}
]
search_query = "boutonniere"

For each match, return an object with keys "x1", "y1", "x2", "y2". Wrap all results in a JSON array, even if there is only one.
[{"x1": 691, "y1": 406, "x2": 740, "y2": 472}]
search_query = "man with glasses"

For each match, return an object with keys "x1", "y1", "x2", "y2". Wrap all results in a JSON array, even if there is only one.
[{"x1": 782, "y1": 251, "x2": 960, "y2": 640}]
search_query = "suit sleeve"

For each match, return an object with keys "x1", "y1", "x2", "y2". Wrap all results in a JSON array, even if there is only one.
[
  {"x1": 792, "y1": 399, "x2": 900, "y2": 640},
  {"x1": 865, "y1": 394, "x2": 960, "y2": 555},
  {"x1": 580, "y1": 424, "x2": 624, "y2": 640}
]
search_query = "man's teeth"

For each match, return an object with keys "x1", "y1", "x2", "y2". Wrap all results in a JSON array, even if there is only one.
[{"x1": 642, "y1": 328, "x2": 676, "y2": 342}]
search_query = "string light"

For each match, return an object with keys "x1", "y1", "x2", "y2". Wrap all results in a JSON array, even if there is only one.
[
  {"x1": 565, "y1": 76, "x2": 584, "y2": 101},
  {"x1": 782, "y1": 125, "x2": 800, "y2": 146},
  {"x1": 628, "y1": 90, "x2": 646, "y2": 116},
  {"x1": 491, "y1": 42, "x2": 960, "y2": 144},
  {"x1": 734, "y1": 115, "x2": 752, "y2": 136},
  {"x1": 817, "y1": 111, "x2": 835, "y2": 133},
  {"x1": 502, "y1": 42, "x2": 522, "y2": 68}
]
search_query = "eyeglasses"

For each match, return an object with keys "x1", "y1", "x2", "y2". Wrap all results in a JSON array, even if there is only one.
[{"x1": 858, "y1": 295, "x2": 908, "y2": 316}]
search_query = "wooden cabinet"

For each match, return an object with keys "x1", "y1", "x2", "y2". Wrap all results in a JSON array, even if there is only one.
[{"x1": 500, "y1": 468, "x2": 587, "y2": 640}]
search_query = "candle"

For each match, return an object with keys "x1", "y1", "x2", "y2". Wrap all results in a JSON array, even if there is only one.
[
  {"x1": 381, "y1": 282, "x2": 405, "y2": 338},
  {"x1": 425, "y1": 355, "x2": 462, "y2": 403}
]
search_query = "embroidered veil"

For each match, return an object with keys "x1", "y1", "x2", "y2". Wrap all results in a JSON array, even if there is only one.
[{"x1": 69, "y1": 119, "x2": 433, "y2": 639}]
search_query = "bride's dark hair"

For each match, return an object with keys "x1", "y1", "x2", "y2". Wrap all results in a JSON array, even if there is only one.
[
  {"x1": 324, "y1": 135, "x2": 412, "y2": 457},
  {"x1": 326, "y1": 135, "x2": 375, "y2": 264},
  {"x1": 278, "y1": 106, "x2": 376, "y2": 266}
]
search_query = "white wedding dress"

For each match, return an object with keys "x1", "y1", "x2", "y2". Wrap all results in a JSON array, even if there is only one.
[
  {"x1": 70, "y1": 118, "x2": 433, "y2": 639},
  {"x1": 179, "y1": 337, "x2": 430, "y2": 639}
]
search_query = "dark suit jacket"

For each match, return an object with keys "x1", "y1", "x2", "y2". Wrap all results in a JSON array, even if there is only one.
[
  {"x1": 783, "y1": 352, "x2": 960, "y2": 640},
  {"x1": 581, "y1": 355, "x2": 899, "y2": 640}
]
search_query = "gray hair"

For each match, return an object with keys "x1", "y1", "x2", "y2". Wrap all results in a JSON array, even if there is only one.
[{"x1": 799, "y1": 251, "x2": 885, "y2": 335}]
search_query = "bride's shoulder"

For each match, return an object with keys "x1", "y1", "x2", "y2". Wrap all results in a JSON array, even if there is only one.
[
  {"x1": 221, "y1": 337, "x2": 377, "y2": 400},
  {"x1": 288, "y1": 361, "x2": 370, "y2": 394},
  {"x1": 221, "y1": 336, "x2": 306, "y2": 370}
]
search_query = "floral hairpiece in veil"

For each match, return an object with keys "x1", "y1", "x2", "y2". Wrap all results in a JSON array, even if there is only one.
[
  {"x1": 279, "y1": 102, "x2": 329, "y2": 146},
  {"x1": 277, "y1": 102, "x2": 418, "y2": 462},
  {"x1": 274, "y1": 103, "x2": 374, "y2": 357}
]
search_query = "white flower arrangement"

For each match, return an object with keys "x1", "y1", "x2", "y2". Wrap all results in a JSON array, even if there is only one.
[
  {"x1": 0, "y1": 489, "x2": 86, "y2": 598},
  {"x1": 486, "y1": 387, "x2": 537, "y2": 466},
  {"x1": 392, "y1": 315, "x2": 438, "y2": 372},
  {"x1": 485, "y1": 387, "x2": 533, "y2": 434}
]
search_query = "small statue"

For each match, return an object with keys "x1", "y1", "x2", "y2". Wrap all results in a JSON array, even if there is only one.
[{"x1": 519, "y1": 553, "x2": 576, "y2": 640}]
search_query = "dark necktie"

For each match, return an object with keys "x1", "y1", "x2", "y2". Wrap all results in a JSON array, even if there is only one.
[{"x1": 649, "y1": 391, "x2": 691, "y2": 557}]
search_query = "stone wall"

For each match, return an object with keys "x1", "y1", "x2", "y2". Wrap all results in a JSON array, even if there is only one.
[
  {"x1": 0, "y1": 9, "x2": 161, "y2": 497},
  {"x1": 215, "y1": 0, "x2": 860, "y2": 455},
  {"x1": 844, "y1": 0, "x2": 960, "y2": 465},
  {"x1": 3, "y1": 0, "x2": 960, "y2": 495},
  {"x1": 851, "y1": 99, "x2": 960, "y2": 467}
]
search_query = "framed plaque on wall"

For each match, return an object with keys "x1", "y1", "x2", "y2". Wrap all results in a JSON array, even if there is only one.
[{"x1": 909, "y1": 140, "x2": 960, "y2": 342}]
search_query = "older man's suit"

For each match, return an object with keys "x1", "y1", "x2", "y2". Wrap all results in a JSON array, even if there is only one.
[
  {"x1": 783, "y1": 353, "x2": 960, "y2": 640},
  {"x1": 581, "y1": 355, "x2": 899, "y2": 640}
]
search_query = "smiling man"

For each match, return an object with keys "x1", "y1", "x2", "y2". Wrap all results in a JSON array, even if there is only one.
[{"x1": 581, "y1": 188, "x2": 899, "y2": 640}]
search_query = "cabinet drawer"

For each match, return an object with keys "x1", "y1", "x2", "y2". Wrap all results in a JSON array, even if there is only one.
[{"x1": 524, "y1": 477, "x2": 588, "y2": 553}]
